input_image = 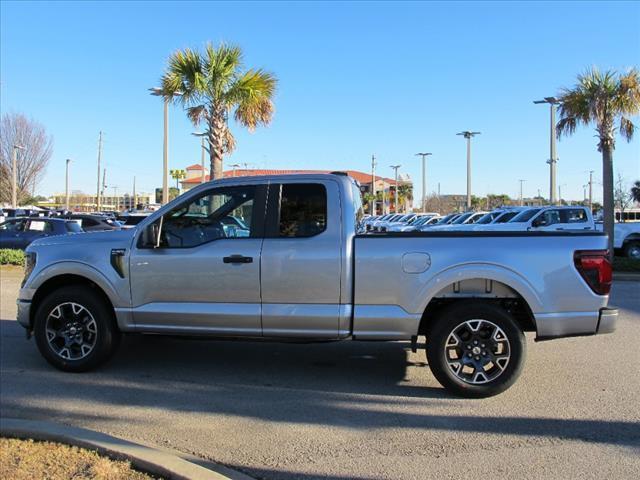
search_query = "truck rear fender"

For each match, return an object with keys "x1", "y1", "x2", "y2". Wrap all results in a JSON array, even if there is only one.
[{"x1": 416, "y1": 264, "x2": 542, "y2": 335}]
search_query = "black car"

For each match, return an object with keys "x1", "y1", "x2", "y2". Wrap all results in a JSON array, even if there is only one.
[
  {"x1": 66, "y1": 214, "x2": 121, "y2": 232},
  {"x1": 0, "y1": 217, "x2": 82, "y2": 250},
  {"x1": 117, "y1": 213, "x2": 150, "y2": 228}
]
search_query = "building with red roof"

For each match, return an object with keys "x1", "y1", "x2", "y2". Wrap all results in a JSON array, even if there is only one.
[{"x1": 180, "y1": 164, "x2": 412, "y2": 214}]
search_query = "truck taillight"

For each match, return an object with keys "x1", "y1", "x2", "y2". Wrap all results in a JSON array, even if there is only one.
[{"x1": 574, "y1": 250, "x2": 612, "y2": 295}]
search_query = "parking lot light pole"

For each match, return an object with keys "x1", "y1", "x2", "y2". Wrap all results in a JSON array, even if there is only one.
[
  {"x1": 371, "y1": 154, "x2": 377, "y2": 215},
  {"x1": 588, "y1": 170, "x2": 594, "y2": 211},
  {"x1": 11, "y1": 144, "x2": 25, "y2": 208},
  {"x1": 456, "y1": 131, "x2": 481, "y2": 210},
  {"x1": 558, "y1": 183, "x2": 567, "y2": 204},
  {"x1": 192, "y1": 132, "x2": 207, "y2": 183},
  {"x1": 519, "y1": 179, "x2": 526, "y2": 206},
  {"x1": 415, "y1": 152, "x2": 432, "y2": 212},
  {"x1": 390, "y1": 164, "x2": 401, "y2": 213},
  {"x1": 150, "y1": 88, "x2": 181, "y2": 204},
  {"x1": 65, "y1": 159, "x2": 72, "y2": 210},
  {"x1": 534, "y1": 97, "x2": 561, "y2": 204}
]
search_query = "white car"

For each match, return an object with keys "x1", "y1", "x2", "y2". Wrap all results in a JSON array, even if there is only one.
[
  {"x1": 474, "y1": 207, "x2": 531, "y2": 226},
  {"x1": 595, "y1": 221, "x2": 640, "y2": 258},
  {"x1": 428, "y1": 211, "x2": 489, "y2": 230},
  {"x1": 420, "y1": 213, "x2": 461, "y2": 230},
  {"x1": 383, "y1": 212, "x2": 439, "y2": 232},
  {"x1": 473, "y1": 206, "x2": 595, "y2": 232},
  {"x1": 387, "y1": 214, "x2": 441, "y2": 232}
]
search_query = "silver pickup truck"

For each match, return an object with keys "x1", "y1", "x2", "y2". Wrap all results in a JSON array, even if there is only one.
[{"x1": 17, "y1": 173, "x2": 617, "y2": 397}]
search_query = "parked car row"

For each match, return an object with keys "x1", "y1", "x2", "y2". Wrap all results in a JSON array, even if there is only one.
[
  {"x1": 361, "y1": 204, "x2": 639, "y2": 258},
  {"x1": 0, "y1": 208, "x2": 126, "y2": 250},
  {"x1": 0, "y1": 217, "x2": 83, "y2": 250},
  {"x1": 364, "y1": 205, "x2": 595, "y2": 233},
  {"x1": 0, "y1": 206, "x2": 254, "y2": 250}
]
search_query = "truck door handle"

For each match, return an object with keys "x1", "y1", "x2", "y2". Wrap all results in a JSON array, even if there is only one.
[{"x1": 223, "y1": 254, "x2": 253, "y2": 264}]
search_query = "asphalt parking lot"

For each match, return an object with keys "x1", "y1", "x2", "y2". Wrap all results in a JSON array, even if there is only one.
[{"x1": 1, "y1": 266, "x2": 639, "y2": 480}]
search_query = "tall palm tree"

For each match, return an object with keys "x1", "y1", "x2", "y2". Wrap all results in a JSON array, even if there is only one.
[
  {"x1": 632, "y1": 180, "x2": 640, "y2": 204},
  {"x1": 397, "y1": 184, "x2": 413, "y2": 213},
  {"x1": 158, "y1": 43, "x2": 277, "y2": 180},
  {"x1": 556, "y1": 68, "x2": 640, "y2": 258}
]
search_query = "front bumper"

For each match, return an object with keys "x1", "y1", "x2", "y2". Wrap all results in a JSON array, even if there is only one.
[
  {"x1": 596, "y1": 307, "x2": 618, "y2": 334},
  {"x1": 16, "y1": 300, "x2": 31, "y2": 330}
]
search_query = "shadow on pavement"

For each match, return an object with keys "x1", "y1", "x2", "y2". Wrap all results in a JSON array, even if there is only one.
[{"x1": 2, "y1": 319, "x2": 639, "y2": 450}]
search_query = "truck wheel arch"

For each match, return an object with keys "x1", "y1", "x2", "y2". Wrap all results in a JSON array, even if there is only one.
[
  {"x1": 29, "y1": 272, "x2": 118, "y2": 330},
  {"x1": 416, "y1": 265, "x2": 541, "y2": 335}
]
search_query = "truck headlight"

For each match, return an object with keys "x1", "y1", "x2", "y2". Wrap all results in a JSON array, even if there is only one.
[{"x1": 22, "y1": 252, "x2": 37, "y2": 287}]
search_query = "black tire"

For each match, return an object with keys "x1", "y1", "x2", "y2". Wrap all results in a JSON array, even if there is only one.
[
  {"x1": 624, "y1": 241, "x2": 640, "y2": 260},
  {"x1": 34, "y1": 285, "x2": 121, "y2": 372},
  {"x1": 426, "y1": 302, "x2": 525, "y2": 398}
]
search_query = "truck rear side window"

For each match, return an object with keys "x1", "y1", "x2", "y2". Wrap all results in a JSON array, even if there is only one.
[
  {"x1": 279, "y1": 184, "x2": 327, "y2": 237},
  {"x1": 563, "y1": 209, "x2": 588, "y2": 223}
]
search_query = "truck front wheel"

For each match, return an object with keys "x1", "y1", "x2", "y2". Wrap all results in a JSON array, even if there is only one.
[
  {"x1": 426, "y1": 302, "x2": 526, "y2": 398},
  {"x1": 33, "y1": 286, "x2": 121, "y2": 372}
]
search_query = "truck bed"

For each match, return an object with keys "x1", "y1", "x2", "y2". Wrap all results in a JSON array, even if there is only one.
[{"x1": 352, "y1": 231, "x2": 609, "y2": 340}]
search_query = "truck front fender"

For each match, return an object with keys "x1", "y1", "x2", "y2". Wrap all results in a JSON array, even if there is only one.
[{"x1": 25, "y1": 261, "x2": 126, "y2": 308}]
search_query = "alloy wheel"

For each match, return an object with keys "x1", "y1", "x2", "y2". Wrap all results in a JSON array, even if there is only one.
[
  {"x1": 45, "y1": 302, "x2": 98, "y2": 360},
  {"x1": 444, "y1": 319, "x2": 511, "y2": 384}
]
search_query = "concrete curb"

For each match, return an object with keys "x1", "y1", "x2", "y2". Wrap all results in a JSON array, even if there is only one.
[
  {"x1": 613, "y1": 273, "x2": 640, "y2": 281},
  {"x1": 0, "y1": 418, "x2": 253, "y2": 480}
]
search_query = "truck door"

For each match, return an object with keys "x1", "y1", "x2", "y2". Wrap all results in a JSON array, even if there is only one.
[
  {"x1": 129, "y1": 184, "x2": 266, "y2": 335},
  {"x1": 260, "y1": 180, "x2": 343, "y2": 338}
]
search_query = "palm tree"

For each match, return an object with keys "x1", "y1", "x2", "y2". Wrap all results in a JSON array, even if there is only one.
[
  {"x1": 556, "y1": 68, "x2": 640, "y2": 258},
  {"x1": 632, "y1": 180, "x2": 640, "y2": 204},
  {"x1": 158, "y1": 43, "x2": 277, "y2": 180},
  {"x1": 362, "y1": 192, "x2": 376, "y2": 214},
  {"x1": 397, "y1": 184, "x2": 413, "y2": 213}
]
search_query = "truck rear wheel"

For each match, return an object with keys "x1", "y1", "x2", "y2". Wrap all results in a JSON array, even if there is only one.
[
  {"x1": 34, "y1": 286, "x2": 121, "y2": 372},
  {"x1": 426, "y1": 302, "x2": 525, "y2": 398}
]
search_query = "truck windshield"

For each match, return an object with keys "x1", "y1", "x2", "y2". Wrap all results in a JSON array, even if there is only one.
[{"x1": 510, "y1": 208, "x2": 540, "y2": 223}]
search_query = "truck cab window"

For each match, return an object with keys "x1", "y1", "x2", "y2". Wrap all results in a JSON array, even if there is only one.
[
  {"x1": 157, "y1": 186, "x2": 256, "y2": 248},
  {"x1": 563, "y1": 209, "x2": 588, "y2": 223},
  {"x1": 279, "y1": 184, "x2": 327, "y2": 237}
]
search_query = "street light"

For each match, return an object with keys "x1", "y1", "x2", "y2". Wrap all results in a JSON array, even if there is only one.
[
  {"x1": 192, "y1": 131, "x2": 207, "y2": 183},
  {"x1": 534, "y1": 97, "x2": 561, "y2": 204},
  {"x1": 415, "y1": 152, "x2": 432, "y2": 212},
  {"x1": 456, "y1": 131, "x2": 481, "y2": 210},
  {"x1": 150, "y1": 87, "x2": 182, "y2": 204},
  {"x1": 390, "y1": 164, "x2": 401, "y2": 213},
  {"x1": 558, "y1": 183, "x2": 567, "y2": 204},
  {"x1": 518, "y1": 179, "x2": 526, "y2": 206},
  {"x1": 588, "y1": 170, "x2": 594, "y2": 211},
  {"x1": 230, "y1": 163, "x2": 241, "y2": 177},
  {"x1": 11, "y1": 144, "x2": 25, "y2": 208},
  {"x1": 65, "y1": 159, "x2": 72, "y2": 211}
]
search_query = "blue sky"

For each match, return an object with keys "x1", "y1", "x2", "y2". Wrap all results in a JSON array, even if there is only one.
[{"x1": 1, "y1": 0, "x2": 639, "y2": 203}]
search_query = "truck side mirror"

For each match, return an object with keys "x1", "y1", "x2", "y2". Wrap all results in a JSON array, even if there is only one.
[{"x1": 141, "y1": 222, "x2": 160, "y2": 248}]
